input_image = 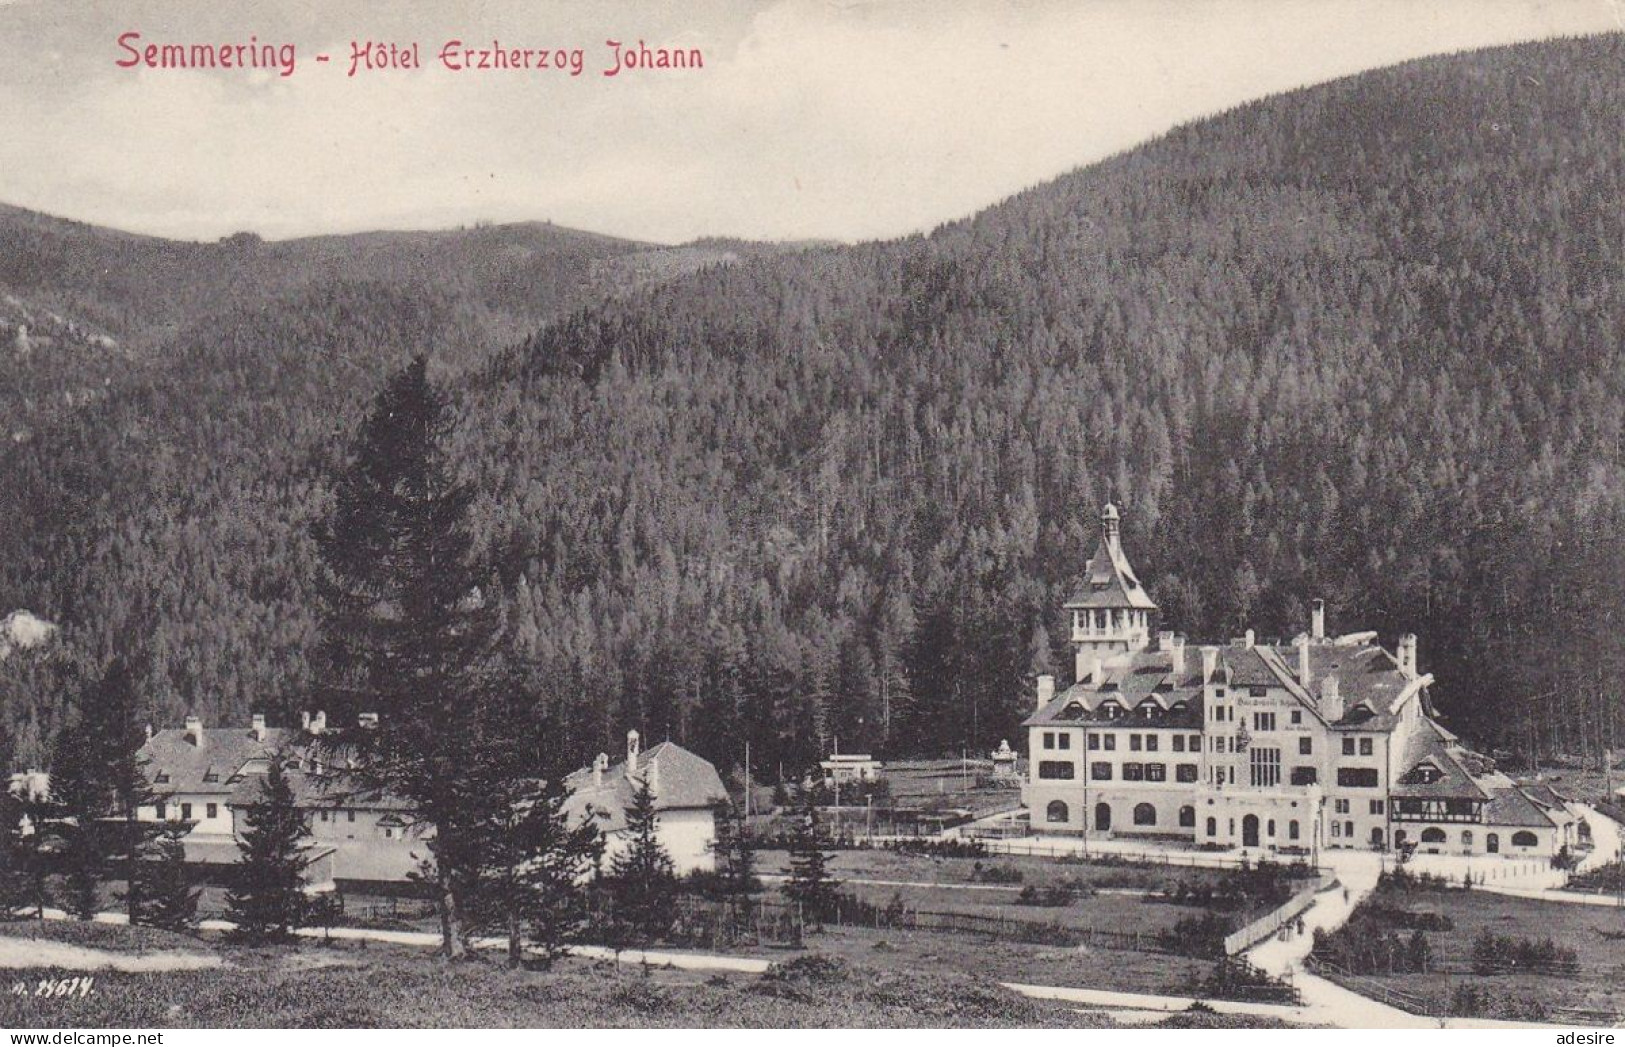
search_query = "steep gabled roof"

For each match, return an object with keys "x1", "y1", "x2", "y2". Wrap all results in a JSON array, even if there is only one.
[
  {"x1": 1064, "y1": 506, "x2": 1157, "y2": 611},
  {"x1": 1392, "y1": 720, "x2": 1491, "y2": 800},
  {"x1": 228, "y1": 766, "x2": 412, "y2": 812},
  {"x1": 140, "y1": 726, "x2": 293, "y2": 795},
  {"x1": 564, "y1": 741, "x2": 727, "y2": 834},
  {"x1": 1485, "y1": 787, "x2": 1562, "y2": 829}
]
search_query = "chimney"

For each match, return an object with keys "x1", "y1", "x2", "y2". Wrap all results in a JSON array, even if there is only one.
[
  {"x1": 250, "y1": 713, "x2": 266, "y2": 741},
  {"x1": 1200, "y1": 646, "x2": 1219, "y2": 685},
  {"x1": 1158, "y1": 630, "x2": 1175, "y2": 651},
  {"x1": 1296, "y1": 635, "x2": 1312, "y2": 689},
  {"x1": 627, "y1": 729, "x2": 640, "y2": 764},
  {"x1": 309, "y1": 710, "x2": 327, "y2": 735},
  {"x1": 1311, "y1": 599, "x2": 1326, "y2": 641},
  {"x1": 1170, "y1": 635, "x2": 1186, "y2": 675},
  {"x1": 646, "y1": 757, "x2": 660, "y2": 796},
  {"x1": 358, "y1": 712, "x2": 379, "y2": 729},
  {"x1": 143, "y1": 723, "x2": 153, "y2": 742},
  {"x1": 184, "y1": 715, "x2": 204, "y2": 748},
  {"x1": 1036, "y1": 674, "x2": 1055, "y2": 712},
  {"x1": 1320, "y1": 675, "x2": 1343, "y2": 722},
  {"x1": 1244, "y1": 629, "x2": 1255, "y2": 649},
  {"x1": 593, "y1": 752, "x2": 608, "y2": 788},
  {"x1": 1398, "y1": 634, "x2": 1418, "y2": 676},
  {"x1": 300, "y1": 711, "x2": 311, "y2": 732}
]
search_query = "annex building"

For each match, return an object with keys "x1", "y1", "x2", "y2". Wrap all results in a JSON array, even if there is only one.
[
  {"x1": 135, "y1": 717, "x2": 726, "y2": 886},
  {"x1": 1023, "y1": 505, "x2": 1582, "y2": 860}
]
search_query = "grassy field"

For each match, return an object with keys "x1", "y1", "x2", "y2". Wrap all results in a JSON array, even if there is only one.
[
  {"x1": 0, "y1": 921, "x2": 1284, "y2": 1028},
  {"x1": 1323, "y1": 885, "x2": 1625, "y2": 1019},
  {"x1": 753, "y1": 847, "x2": 1257, "y2": 939},
  {"x1": 755, "y1": 847, "x2": 1232, "y2": 893}
]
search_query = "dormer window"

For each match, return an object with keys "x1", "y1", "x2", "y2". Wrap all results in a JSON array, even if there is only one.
[
  {"x1": 1063, "y1": 702, "x2": 1086, "y2": 719},
  {"x1": 203, "y1": 769, "x2": 220, "y2": 783},
  {"x1": 154, "y1": 771, "x2": 170, "y2": 784},
  {"x1": 1402, "y1": 761, "x2": 1443, "y2": 785}
]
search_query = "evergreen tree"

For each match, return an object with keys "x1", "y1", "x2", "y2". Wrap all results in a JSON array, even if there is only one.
[
  {"x1": 226, "y1": 760, "x2": 311, "y2": 943},
  {"x1": 708, "y1": 798, "x2": 757, "y2": 942},
  {"x1": 1406, "y1": 928, "x2": 1433, "y2": 974},
  {"x1": 134, "y1": 831, "x2": 199, "y2": 932},
  {"x1": 311, "y1": 355, "x2": 503, "y2": 958},
  {"x1": 0, "y1": 789, "x2": 33, "y2": 917},
  {"x1": 466, "y1": 693, "x2": 603, "y2": 969},
  {"x1": 607, "y1": 777, "x2": 676, "y2": 943},
  {"x1": 48, "y1": 715, "x2": 108, "y2": 921},
  {"x1": 94, "y1": 659, "x2": 167, "y2": 925},
  {"x1": 783, "y1": 801, "x2": 840, "y2": 928}
]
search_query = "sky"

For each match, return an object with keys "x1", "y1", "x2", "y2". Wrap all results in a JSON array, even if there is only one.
[{"x1": 0, "y1": 0, "x2": 1618, "y2": 244}]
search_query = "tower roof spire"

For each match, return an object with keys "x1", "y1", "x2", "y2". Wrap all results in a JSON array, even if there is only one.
[{"x1": 1065, "y1": 503, "x2": 1156, "y2": 611}]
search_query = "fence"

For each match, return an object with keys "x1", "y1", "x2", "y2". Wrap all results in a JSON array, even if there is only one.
[
  {"x1": 979, "y1": 837, "x2": 1324, "y2": 874},
  {"x1": 1223, "y1": 875, "x2": 1333, "y2": 955},
  {"x1": 1306, "y1": 956, "x2": 1625, "y2": 1026},
  {"x1": 1304, "y1": 956, "x2": 1436, "y2": 1015},
  {"x1": 730, "y1": 895, "x2": 1185, "y2": 955}
]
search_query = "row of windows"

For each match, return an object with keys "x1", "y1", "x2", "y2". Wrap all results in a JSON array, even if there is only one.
[
  {"x1": 1204, "y1": 815, "x2": 1302, "y2": 840},
  {"x1": 1393, "y1": 798, "x2": 1480, "y2": 821},
  {"x1": 1332, "y1": 799, "x2": 1386, "y2": 815},
  {"x1": 1336, "y1": 767, "x2": 1380, "y2": 788},
  {"x1": 1090, "y1": 761, "x2": 1200, "y2": 783},
  {"x1": 1046, "y1": 800, "x2": 1199, "y2": 829},
  {"x1": 1342, "y1": 737, "x2": 1376, "y2": 756},
  {"x1": 155, "y1": 802, "x2": 218, "y2": 821}
]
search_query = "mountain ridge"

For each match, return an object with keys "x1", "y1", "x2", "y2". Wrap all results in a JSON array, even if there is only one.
[{"x1": 0, "y1": 33, "x2": 1621, "y2": 774}]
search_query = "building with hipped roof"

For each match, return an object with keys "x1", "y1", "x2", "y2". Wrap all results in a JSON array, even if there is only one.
[
  {"x1": 1024, "y1": 504, "x2": 1581, "y2": 859},
  {"x1": 135, "y1": 715, "x2": 727, "y2": 886},
  {"x1": 565, "y1": 729, "x2": 729, "y2": 874}
]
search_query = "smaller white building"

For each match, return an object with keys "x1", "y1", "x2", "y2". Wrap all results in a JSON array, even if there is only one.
[
  {"x1": 820, "y1": 753, "x2": 883, "y2": 784},
  {"x1": 565, "y1": 731, "x2": 729, "y2": 874}
]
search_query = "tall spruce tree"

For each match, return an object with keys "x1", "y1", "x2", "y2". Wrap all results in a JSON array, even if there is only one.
[
  {"x1": 783, "y1": 801, "x2": 840, "y2": 928},
  {"x1": 134, "y1": 831, "x2": 200, "y2": 932},
  {"x1": 311, "y1": 355, "x2": 504, "y2": 958},
  {"x1": 0, "y1": 789, "x2": 32, "y2": 917},
  {"x1": 226, "y1": 759, "x2": 311, "y2": 943},
  {"x1": 48, "y1": 714, "x2": 108, "y2": 920},
  {"x1": 45, "y1": 658, "x2": 165, "y2": 923},
  {"x1": 607, "y1": 777, "x2": 676, "y2": 943},
  {"x1": 96, "y1": 659, "x2": 167, "y2": 925},
  {"x1": 466, "y1": 691, "x2": 603, "y2": 969}
]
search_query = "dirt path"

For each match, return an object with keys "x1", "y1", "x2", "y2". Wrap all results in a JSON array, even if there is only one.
[{"x1": 0, "y1": 935, "x2": 221, "y2": 973}]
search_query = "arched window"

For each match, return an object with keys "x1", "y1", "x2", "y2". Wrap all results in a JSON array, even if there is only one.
[
  {"x1": 1512, "y1": 831, "x2": 1539, "y2": 848},
  {"x1": 1206, "y1": 817, "x2": 1217, "y2": 837},
  {"x1": 1046, "y1": 800, "x2": 1069, "y2": 824},
  {"x1": 1487, "y1": 833, "x2": 1499, "y2": 853},
  {"x1": 1461, "y1": 830, "x2": 1473, "y2": 848},
  {"x1": 1420, "y1": 827, "x2": 1447, "y2": 844},
  {"x1": 1289, "y1": 820, "x2": 1300, "y2": 840},
  {"x1": 1178, "y1": 805, "x2": 1195, "y2": 828},
  {"x1": 1095, "y1": 802, "x2": 1112, "y2": 831},
  {"x1": 1133, "y1": 803, "x2": 1157, "y2": 826}
]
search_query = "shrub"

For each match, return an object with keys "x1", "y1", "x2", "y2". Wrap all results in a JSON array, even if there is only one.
[
  {"x1": 969, "y1": 861, "x2": 1024, "y2": 884},
  {"x1": 1014, "y1": 884, "x2": 1072, "y2": 907},
  {"x1": 1157, "y1": 913, "x2": 1232, "y2": 959},
  {"x1": 1470, "y1": 930, "x2": 1579, "y2": 975}
]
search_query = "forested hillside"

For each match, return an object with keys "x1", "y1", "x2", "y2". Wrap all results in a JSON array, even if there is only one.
[{"x1": 2, "y1": 34, "x2": 1621, "y2": 779}]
